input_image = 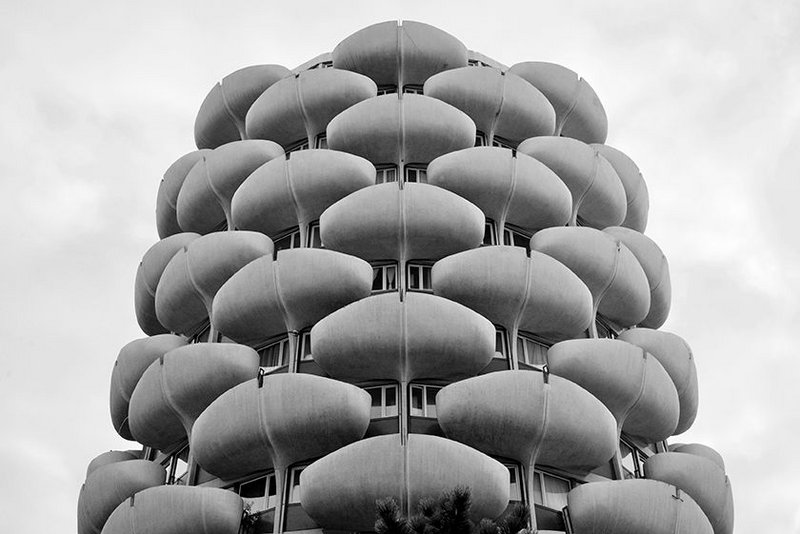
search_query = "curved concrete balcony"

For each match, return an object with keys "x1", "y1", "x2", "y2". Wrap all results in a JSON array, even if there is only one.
[
  {"x1": 424, "y1": 66, "x2": 555, "y2": 144},
  {"x1": 593, "y1": 144, "x2": 650, "y2": 232},
  {"x1": 102, "y1": 486, "x2": 243, "y2": 534},
  {"x1": 332, "y1": 20, "x2": 468, "y2": 88},
  {"x1": 110, "y1": 334, "x2": 187, "y2": 441},
  {"x1": 85, "y1": 450, "x2": 140, "y2": 477},
  {"x1": 194, "y1": 64, "x2": 291, "y2": 149},
  {"x1": 77, "y1": 459, "x2": 165, "y2": 534},
  {"x1": 567, "y1": 479, "x2": 713, "y2": 534},
  {"x1": 246, "y1": 68, "x2": 377, "y2": 149},
  {"x1": 300, "y1": 434, "x2": 509, "y2": 531},
  {"x1": 311, "y1": 292, "x2": 495, "y2": 382},
  {"x1": 154, "y1": 231, "x2": 273, "y2": 337},
  {"x1": 231, "y1": 149, "x2": 374, "y2": 240},
  {"x1": 517, "y1": 136, "x2": 626, "y2": 228},
  {"x1": 326, "y1": 94, "x2": 475, "y2": 167},
  {"x1": 134, "y1": 233, "x2": 200, "y2": 336},
  {"x1": 191, "y1": 374, "x2": 370, "y2": 481},
  {"x1": 509, "y1": 62, "x2": 608, "y2": 144},
  {"x1": 547, "y1": 339, "x2": 680, "y2": 442},
  {"x1": 617, "y1": 328, "x2": 699, "y2": 435},
  {"x1": 156, "y1": 151, "x2": 209, "y2": 239},
  {"x1": 645, "y1": 452, "x2": 734, "y2": 534},
  {"x1": 427, "y1": 147, "x2": 572, "y2": 234},
  {"x1": 177, "y1": 140, "x2": 284, "y2": 234},
  {"x1": 127, "y1": 343, "x2": 259, "y2": 448},
  {"x1": 212, "y1": 248, "x2": 373, "y2": 346},
  {"x1": 669, "y1": 443, "x2": 726, "y2": 471},
  {"x1": 437, "y1": 370, "x2": 617, "y2": 471},
  {"x1": 604, "y1": 226, "x2": 671, "y2": 329},
  {"x1": 320, "y1": 182, "x2": 484, "y2": 262},
  {"x1": 432, "y1": 246, "x2": 593, "y2": 341},
  {"x1": 530, "y1": 227, "x2": 650, "y2": 329}
]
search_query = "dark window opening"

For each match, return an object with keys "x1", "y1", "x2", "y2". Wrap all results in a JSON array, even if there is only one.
[
  {"x1": 371, "y1": 262, "x2": 398, "y2": 293},
  {"x1": 407, "y1": 262, "x2": 433, "y2": 292},
  {"x1": 376, "y1": 165, "x2": 398, "y2": 184}
]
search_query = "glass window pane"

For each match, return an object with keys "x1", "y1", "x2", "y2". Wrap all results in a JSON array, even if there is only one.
[
  {"x1": 372, "y1": 268, "x2": 383, "y2": 291},
  {"x1": 425, "y1": 387, "x2": 438, "y2": 418},
  {"x1": 620, "y1": 441, "x2": 636, "y2": 478},
  {"x1": 288, "y1": 468, "x2": 303, "y2": 504},
  {"x1": 495, "y1": 330, "x2": 507, "y2": 358},
  {"x1": 532, "y1": 473, "x2": 543, "y2": 505},
  {"x1": 516, "y1": 337, "x2": 526, "y2": 363},
  {"x1": 422, "y1": 266, "x2": 431, "y2": 289},
  {"x1": 266, "y1": 475, "x2": 277, "y2": 509},
  {"x1": 385, "y1": 386, "x2": 397, "y2": 416},
  {"x1": 368, "y1": 388, "x2": 382, "y2": 418},
  {"x1": 507, "y1": 466, "x2": 521, "y2": 501},
  {"x1": 240, "y1": 476, "x2": 267, "y2": 499},
  {"x1": 386, "y1": 265, "x2": 397, "y2": 290},
  {"x1": 543, "y1": 474, "x2": 570, "y2": 510},
  {"x1": 410, "y1": 386, "x2": 423, "y2": 416},
  {"x1": 409, "y1": 266, "x2": 420, "y2": 288}
]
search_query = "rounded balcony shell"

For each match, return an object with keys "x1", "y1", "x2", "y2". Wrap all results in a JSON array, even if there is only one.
[
  {"x1": 424, "y1": 66, "x2": 555, "y2": 145},
  {"x1": 509, "y1": 61, "x2": 608, "y2": 144},
  {"x1": 593, "y1": 144, "x2": 649, "y2": 232},
  {"x1": 427, "y1": 147, "x2": 572, "y2": 234},
  {"x1": 156, "y1": 151, "x2": 209, "y2": 239},
  {"x1": 194, "y1": 64, "x2": 291, "y2": 149},
  {"x1": 299, "y1": 434, "x2": 509, "y2": 531},
  {"x1": 246, "y1": 68, "x2": 377, "y2": 149},
  {"x1": 85, "y1": 451, "x2": 140, "y2": 477},
  {"x1": 517, "y1": 136, "x2": 626, "y2": 228}
]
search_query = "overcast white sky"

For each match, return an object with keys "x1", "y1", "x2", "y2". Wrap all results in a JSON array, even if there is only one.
[{"x1": 1, "y1": 1, "x2": 798, "y2": 532}]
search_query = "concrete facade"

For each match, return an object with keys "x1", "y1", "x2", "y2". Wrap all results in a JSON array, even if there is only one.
[{"x1": 78, "y1": 20, "x2": 734, "y2": 534}]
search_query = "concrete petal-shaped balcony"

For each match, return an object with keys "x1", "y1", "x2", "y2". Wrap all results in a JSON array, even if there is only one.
[
  {"x1": 644, "y1": 452, "x2": 734, "y2": 534},
  {"x1": 300, "y1": 434, "x2": 509, "y2": 531},
  {"x1": 102, "y1": 486, "x2": 243, "y2": 534},
  {"x1": 85, "y1": 451, "x2": 139, "y2": 477},
  {"x1": 424, "y1": 67, "x2": 555, "y2": 144},
  {"x1": 604, "y1": 226, "x2": 671, "y2": 329},
  {"x1": 110, "y1": 334, "x2": 187, "y2": 441},
  {"x1": 177, "y1": 140, "x2": 284, "y2": 234},
  {"x1": 509, "y1": 62, "x2": 608, "y2": 144},
  {"x1": 311, "y1": 292, "x2": 494, "y2": 382},
  {"x1": 593, "y1": 144, "x2": 649, "y2": 232},
  {"x1": 669, "y1": 443, "x2": 726, "y2": 471},
  {"x1": 427, "y1": 147, "x2": 571, "y2": 234},
  {"x1": 231, "y1": 149, "x2": 374, "y2": 240},
  {"x1": 326, "y1": 94, "x2": 475, "y2": 167},
  {"x1": 194, "y1": 64, "x2": 291, "y2": 149},
  {"x1": 77, "y1": 460, "x2": 165, "y2": 534},
  {"x1": 332, "y1": 20, "x2": 468, "y2": 87},
  {"x1": 191, "y1": 374, "x2": 370, "y2": 481},
  {"x1": 320, "y1": 183, "x2": 484, "y2": 262},
  {"x1": 154, "y1": 231, "x2": 273, "y2": 337},
  {"x1": 127, "y1": 343, "x2": 259, "y2": 448},
  {"x1": 246, "y1": 68, "x2": 377, "y2": 149},
  {"x1": 432, "y1": 246, "x2": 593, "y2": 341},
  {"x1": 156, "y1": 151, "x2": 209, "y2": 239},
  {"x1": 517, "y1": 136, "x2": 626, "y2": 229},
  {"x1": 617, "y1": 328, "x2": 699, "y2": 434},
  {"x1": 547, "y1": 339, "x2": 680, "y2": 442},
  {"x1": 437, "y1": 370, "x2": 617, "y2": 471},
  {"x1": 566, "y1": 479, "x2": 713, "y2": 534},
  {"x1": 212, "y1": 248, "x2": 373, "y2": 346},
  {"x1": 530, "y1": 227, "x2": 650, "y2": 329},
  {"x1": 134, "y1": 233, "x2": 200, "y2": 336}
]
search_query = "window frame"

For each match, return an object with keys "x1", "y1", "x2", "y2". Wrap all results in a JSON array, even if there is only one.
[
  {"x1": 306, "y1": 221, "x2": 322, "y2": 248},
  {"x1": 376, "y1": 85, "x2": 398, "y2": 96},
  {"x1": 161, "y1": 443, "x2": 189, "y2": 485},
  {"x1": 286, "y1": 139, "x2": 310, "y2": 153},
  {"x1": 408, "y1": 383, "x2": 442, "y2": 419},
  {"x1": 257, "y1": 335, "x2": 292, "y2": 372},
  {"x1": 404, "y1": 164, "x2": 427, "y2": 183},
  {"x1": 503, "y1": 224, "x2": 532, "y2": 251},
  {"x1": 364, "y1": 383, "x2": 400, "y2": 419},
  {"x1": 483, "y1": 219, "x2": 498, "y2": 246},
  {"x1": 297, "y1": 330, "x2": 313, "y2": 362},
  {"x1": 232, "y1": 471, "x2": 279, "y2": 513},
  {"x1": 314, "y1": 133, "x2": 327, "y2": 149},
  {"x1": 402, "y1": 84, "x2": 424, "y2": 95},
  {"x1": 494, "y1": 326, "x2": 510, "y2": 361},
  {"x1": 375, "y1": 164, "x2": 399, "y2": 185},
  {"x1": 406, "y1": 261, "x2": 433, "y2": 293},
  {"x1": 516, "y1": 331, "x2": 551, "y2": 368},
  {"x1": 532, "y1": 469, "x2": 574, "y2": 512},
  {"x1": 371, "y1": 261, "x2": 399, "y2": 293}
]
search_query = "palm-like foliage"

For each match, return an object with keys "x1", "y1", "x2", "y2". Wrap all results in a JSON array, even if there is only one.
[{"x1": 375, "y1": 487, "x2": 530, "y2": 534}]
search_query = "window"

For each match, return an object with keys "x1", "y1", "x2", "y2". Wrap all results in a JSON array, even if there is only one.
[
  {"x1": 404, "y1": 165, "x2": 427, "y2": 183},
  {"x1": 409, "y1": 384, "x2": 441, "y2": 418},
  {"x1": 376, "y1": 165, "x2": 398, "y2": 184},
  {"x1": 287, "y1": 466, "x2": 305, "y2": 504},
  {"x1": 286, "y1": 139, "x2": 309, "y2": 153},
  {"x1": 274, "y1": 227, "x2": 302, "y2": 253},
  {"x1": 503, "y1": 225, "x2": 532, "y2": 250},
  {"x1": 372, "y1": 262, "x2": 398, "y2": 292},
  {"x1": 376, "y1": 85, "x2": 398, "y2": 96},
  {"x1": 365, "y1": 384, "x2": 399, "y2": 418},
  {"x1": 532, "y1": 470, "x2": 572, "y2": 511},
  {"x1": 492, "y1": 136, "x2": 515, "y2": 150},
  {"x1": 162, "y1": 445, "x2": 189, "y2": 485},
  {"x1": 298, "y1": 331, "x2": 312, "y2": 362},
  {"x1": 475, "y1": 131, "x2": 487, "y2": 147},
  {"x1": 505, "y1": 463, "x2": 524, "y2": 502},
  {"x1": 483, "y1": 219, "x2": 497, "y2": 246},
  {"x1": 495, "y1": 327, "x2": 509, "y2": 360},
  {"x1": 237, "y1": 473, "x2": 278, "y2": 512},
  {"x1": 468, "y1": 59, "x2": 489, "y2": 67},
  {"x1": 619, "y1": 439, "x2": 650, "y2": 479},
  {"x1": 190, "y1": 322, "x2": 211, "y2": 343},
  {"x1": 307, "y1": 221, "x2": 322, "y2": 248},
  {"x1": 310, "y1": 61, "x2": 333, "y2": 69},
  {"x1": 595, "y1": 316, "x2": 617, "y2": 339},
  {"x1": 516, "y1": 333, "x2": 549, "y2": 367},
  {"x1": 403, "y1": 85, "x2": 424, "y2": 94},
  {"x1": 406, "y1": 262, "x2": 432, "y2": 292},
  {"x1": 258, "y1": 337, "x2": 291, "y2": 371},
  {"x1": 315, "y1": 134, "x2": 327, "y2": 149}
]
